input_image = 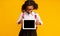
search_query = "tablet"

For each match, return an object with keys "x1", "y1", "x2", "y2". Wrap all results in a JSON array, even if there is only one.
[{"x1": 23, "y1": 19, "x2": 36, "y2": 30}]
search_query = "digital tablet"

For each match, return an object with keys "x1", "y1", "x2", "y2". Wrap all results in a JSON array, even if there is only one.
[{"x1": 23, "y1": 19, "x2": 36, "y2": 30}]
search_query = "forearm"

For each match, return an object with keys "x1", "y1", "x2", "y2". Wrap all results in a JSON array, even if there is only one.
[
  {"x1": 36, "y1": 20, "x2": 42, "y2": 25},
  {"x1": 17, "y1": 20, "x2": 23, "y2": 24},
  {"x1": 18, "y1": 21, "x2": 21, "y2": 24}
]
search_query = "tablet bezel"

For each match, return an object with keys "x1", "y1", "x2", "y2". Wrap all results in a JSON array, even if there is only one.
[{"x1": 23, "y1": 19, "x2": 36, "y2": 30}]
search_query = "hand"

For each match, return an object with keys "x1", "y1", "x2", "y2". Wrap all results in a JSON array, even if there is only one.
[
  {"x1": 18, "y1": 20, "x2": 23, "y2": 24},
  {"x1": 36, "y1": 19, "x2": 39, "y2": 25}
]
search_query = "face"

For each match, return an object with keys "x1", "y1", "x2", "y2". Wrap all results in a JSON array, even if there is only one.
[{"x1": 26, "y1": 6, "x2": 34, "y2": 14}]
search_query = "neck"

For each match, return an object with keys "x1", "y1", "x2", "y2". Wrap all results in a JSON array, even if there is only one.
[{"x1": 26, "y1": 11, "x2": 32, "y2": 14}]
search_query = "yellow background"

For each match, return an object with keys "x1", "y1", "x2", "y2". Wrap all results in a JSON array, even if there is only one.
[{"x1": 0, "y1": 0, "x2": 60, "y2": 36}]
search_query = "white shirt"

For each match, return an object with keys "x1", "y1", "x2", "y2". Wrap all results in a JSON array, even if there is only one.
[{"x1": 17, "y1": 11, "x2": 43, "y2": 25}]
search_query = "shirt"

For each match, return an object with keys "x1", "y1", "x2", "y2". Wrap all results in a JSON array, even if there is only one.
[{"x1": 17, "y1": 11, "x2": 43, "y2": 25}]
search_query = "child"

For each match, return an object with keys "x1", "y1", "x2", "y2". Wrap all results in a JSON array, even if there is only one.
[{"x1": 17, "y1": 0, "x2": 43, "y2": 36}]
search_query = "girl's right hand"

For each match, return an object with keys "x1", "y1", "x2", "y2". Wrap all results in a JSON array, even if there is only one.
[{"x1": 18, "y1": 20, "x2": 23, "y2": 24}]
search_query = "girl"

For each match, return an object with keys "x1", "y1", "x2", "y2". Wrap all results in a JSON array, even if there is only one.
[{"x1": 17, "y1": 0, "x2": 43, "y2": 36}]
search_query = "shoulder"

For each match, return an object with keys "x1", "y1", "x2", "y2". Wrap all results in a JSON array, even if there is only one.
[
  {"x1": 32, "y1": 11, "x2": 39, "y2": 15},
  {"x1": 19, "y1": 12, "x2": 24, "y2": 16},
  {"x1": 20, "y1": 12, "x2": 23, "y2": 14},
  {"x1": 20, "y1": 12, "x2": 25, "y2": 15}
]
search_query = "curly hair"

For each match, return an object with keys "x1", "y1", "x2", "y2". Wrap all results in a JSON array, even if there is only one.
[{"x1": 22, "y1": 0, "x2": 38, "y2": 11}]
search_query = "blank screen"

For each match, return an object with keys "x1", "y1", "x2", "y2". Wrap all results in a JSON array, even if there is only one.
[{"x1": 24, "y1": 20, "x2": 35, "y2": 28}]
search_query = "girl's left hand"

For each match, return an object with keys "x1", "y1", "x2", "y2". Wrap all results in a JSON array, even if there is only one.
[{"x1": 36, "y1": 19, "x2": 40, "y2": 25}]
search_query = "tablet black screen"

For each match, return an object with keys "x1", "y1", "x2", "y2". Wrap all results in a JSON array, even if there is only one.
[{"x1": 24, "y1": 20, "x2": 35, "y2": 28}]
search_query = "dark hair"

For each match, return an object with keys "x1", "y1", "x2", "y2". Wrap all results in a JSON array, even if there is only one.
[{"x1": 22, "y1": 0, "x2": 38, "y2": 10}]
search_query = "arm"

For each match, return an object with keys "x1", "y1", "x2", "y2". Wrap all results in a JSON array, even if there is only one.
[
  {"x1": 36, "y1": 13, "x2": 43, "y2": 25},
  {"x1": 17, "y1": 13, "x2": 23, "y2": 24}
]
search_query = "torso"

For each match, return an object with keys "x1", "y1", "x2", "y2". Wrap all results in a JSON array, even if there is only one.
[{"x1": 21, "y1": 12, "x2": 37, "y2": 29}]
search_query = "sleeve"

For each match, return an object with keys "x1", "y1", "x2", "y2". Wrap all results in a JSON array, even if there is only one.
[
  {"x1": 16, "y1": 13, "x2": 23, "y2": 24},
  {"x1": 36, "y1": 13, "x2": 43, "y2": 25}
]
